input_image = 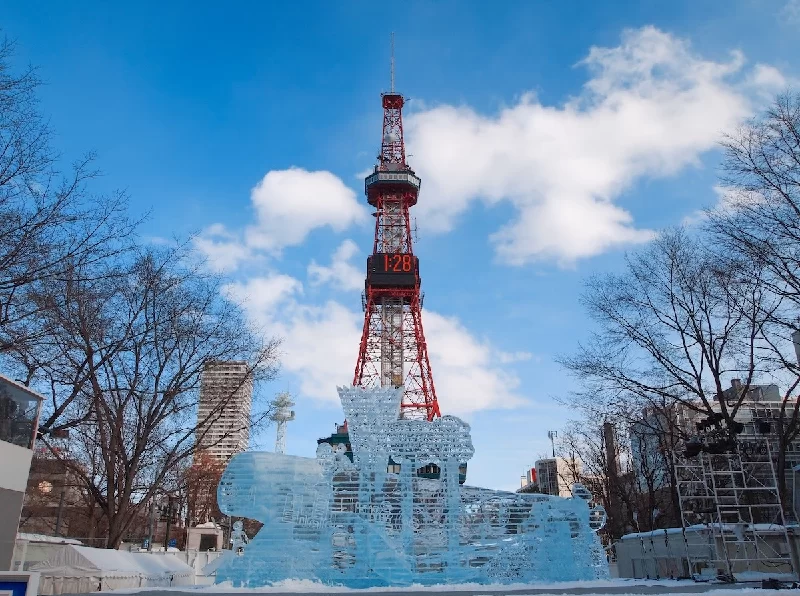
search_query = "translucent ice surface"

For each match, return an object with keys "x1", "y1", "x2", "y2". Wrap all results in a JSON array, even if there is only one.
[{"x1": 215, "y1": 386, "x2": 608, "y2": 587}]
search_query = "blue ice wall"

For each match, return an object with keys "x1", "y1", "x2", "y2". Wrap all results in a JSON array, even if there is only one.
[{"x1": 215, "y1": 386, "x2": 608, "y2": 587}]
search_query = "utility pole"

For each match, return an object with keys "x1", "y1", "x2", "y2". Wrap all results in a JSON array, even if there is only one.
[
  {"x1": 163, "y1": 495, "x2": 175, "y2": 550},
  {"x1": 146, "y1": 499, "x2": 156, "y2": 551},
  {"x1": 54, "y1": 490, "x2": 65, "y2": 536}
]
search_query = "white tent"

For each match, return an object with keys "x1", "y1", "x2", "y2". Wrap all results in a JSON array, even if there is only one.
[{"x1": 31, "y1": 544, "x2": 194, "y2": 594}]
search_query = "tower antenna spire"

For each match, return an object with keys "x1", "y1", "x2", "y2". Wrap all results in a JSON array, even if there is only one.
[{"x1": 390, "y1": 32, "x2": 395, "y2": 93}]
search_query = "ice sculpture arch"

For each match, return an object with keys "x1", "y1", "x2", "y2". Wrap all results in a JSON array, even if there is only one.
[{"x1": 215, "y1": 386, "x2": 608, "y2": 587}]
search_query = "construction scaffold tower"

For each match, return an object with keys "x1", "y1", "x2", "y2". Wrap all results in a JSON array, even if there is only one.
[{"x1": 674, "y1": 436, "x2": 797, "y2": 581}]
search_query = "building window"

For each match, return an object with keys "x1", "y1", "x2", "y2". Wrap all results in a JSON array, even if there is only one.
[{"x1": 0, "y1": 381, "x2": 41, "y2": 449}]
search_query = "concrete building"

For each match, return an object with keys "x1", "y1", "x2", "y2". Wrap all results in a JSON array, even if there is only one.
[
  {"x1": 0, "y1": 375, "x2": 43, "y2": 570},
  {"x1": 535, "y1": 457, "x2": 581, "y2": 498},
  {"x1": 18, "y1": 448, "x2": 99, "y2": 543},
  {"x1": 629, "y1": 405, "x2": 688, "y2": 492},
  {"x1": 686, "y1": 381, "x2": 799, "y2": 469},
  {"x1": 517, "y1": 467, "x2": 538, "y2": 493},
  {"x1": 186, "y1": 522, "x2": 223, "y2": 551},
  {"x1": 629, "y1": 380, "x2": 800, "y2": 515},
  {"x1": 195, "y1": 361, "x2": 253, "y2": 461}
]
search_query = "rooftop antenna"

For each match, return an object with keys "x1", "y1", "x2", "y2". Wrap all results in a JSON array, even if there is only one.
[{"x1": 390, "y1": 32, "x2": 395, "y2": 93}]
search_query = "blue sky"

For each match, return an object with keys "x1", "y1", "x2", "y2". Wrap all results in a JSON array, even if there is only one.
[{"x1": 5, "y1": 0, "x2": 800, "y2": 491}]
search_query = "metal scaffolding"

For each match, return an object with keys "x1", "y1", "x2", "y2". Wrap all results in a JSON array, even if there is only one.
[{"x1": 673, "y1": 438, "x2": 795, "y2": 581}]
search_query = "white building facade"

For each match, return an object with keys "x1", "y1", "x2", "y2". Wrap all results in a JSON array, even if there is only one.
[
  {"x1": 535, "y1": 457, "x2": 581, "y2": 498},
  {"x1": 195, "y1": 361, "x2": 253, "y2": 461}
]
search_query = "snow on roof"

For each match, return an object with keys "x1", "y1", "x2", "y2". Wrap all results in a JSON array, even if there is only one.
[
  {"x1": 31, "y1": 544, "x2": 193, "y2": 577},
  {"x1": 16, "y1": 532, "x2": 82, "y2": 545},
  {"x1": 620, "y1": 528, "x2": 685, "y2": 539},
  {"x1": 75, "y1": 546, "x2": 148, "y2": 573},
  {"x1": 621, "y1": 523, "x2": 798, "y2": 540},
  {"x1": 131, "y1": 552, "x2": 194, "y2": 575}
]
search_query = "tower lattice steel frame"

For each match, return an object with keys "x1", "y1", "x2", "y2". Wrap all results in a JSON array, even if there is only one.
[{"x1": 352, "y1": 88, "x2": 441, "y2": 422}]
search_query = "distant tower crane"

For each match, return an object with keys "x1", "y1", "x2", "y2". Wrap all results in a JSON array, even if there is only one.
[{"x1": 270, "y1": 392, "x2": 295, "y2": 454}]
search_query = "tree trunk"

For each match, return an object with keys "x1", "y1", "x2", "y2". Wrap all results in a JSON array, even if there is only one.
[{"x1": 647, "y1": 484, "x2": 657, "y2": 530}]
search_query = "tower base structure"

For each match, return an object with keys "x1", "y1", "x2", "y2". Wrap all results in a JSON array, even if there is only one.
[{"x1": 214, "y1": 386, "x2": 608, "y2": 588}]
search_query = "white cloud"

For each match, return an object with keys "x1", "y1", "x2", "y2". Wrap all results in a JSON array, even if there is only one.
[
  {"x1": 246, "y1": 168, "x2": 368, "y2": 251},
  {"x1": 193, "y1": 224, "x2": 253, "y2": 272},
  {"x1": 404, "y1": 26, "x2": 780, "y2": 265},
  {"x1": 747, "y1": 64, "x2": 787, "y2": 90},
  {"x1": 423, "y1": 312, "x2": 527, "y2": 414},
  {"x1": 745, "y1": 64, "x2": 793, "y2": 103},
  {"x1": 226, "y1": 274, "x2": 525, "y2": 415},
  {"x1": 224, "y1": 273, "x2": 303, "y2": 315},
  {"x1": 308, "y1": 239, "x2": 364, "y2": 292},
  {"x1": 682, "y1": 184, "x2": 767, "y2": 227},
  {"x1": 497, "y1": 350, "x2": 534, "y2": 364},
  {"x1": 782, "y1": 0, "x2": 800, "y2": 26},
  {"x1": 277, "y1": 301, "x2": 364, "y2": 400},
  {"x1": 145, "y1": 236, "x2": 172, "y2": 246},
  {"x1": 194, "y1": 168, "x2": 368, "y2": 271}
]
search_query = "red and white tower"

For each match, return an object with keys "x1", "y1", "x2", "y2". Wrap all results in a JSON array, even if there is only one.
[{"x1": 352, "y1": 78, "x2": 441, "y2": 422}]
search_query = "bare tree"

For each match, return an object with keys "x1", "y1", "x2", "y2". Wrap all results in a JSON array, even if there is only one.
[
  {"x1": 0, "y1": 37, "x2": 133, "y2": 362},
  {"x1": 556, "y1": 420, "x2": 640, "y2": 540},
  {"x1": 184, "y1": 451, "x2": 226, "y2": 526},
  {"x1": 560, "y1": 229, "x2": 767, "y2": 441},
  {"x1": 708, "y1": 91, "x2": 800, "y2": 508},
  {"x1": 627, "y1": 406, "x2": 683, "y2": 529},
  {"x1": 24, "y1": 247, "x2": 280, "y2": 548},
  {"x1": 0, "y1": 36, "x2": 282, "y2": 548},
  {"x1": 19, "y1": 451, "x2": 105, "y2": 544}
]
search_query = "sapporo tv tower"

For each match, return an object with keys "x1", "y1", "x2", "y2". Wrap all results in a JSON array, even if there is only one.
[
  {"x1": 319, "y1": 40, "x2": 466, "y2": 482},
  {"x1": 353, "y1": 43, "x2": 440, "y2": 424}
]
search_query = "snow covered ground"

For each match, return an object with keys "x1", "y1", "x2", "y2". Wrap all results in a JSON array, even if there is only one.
[{"x1": 104, "y1": 578, "x2": 799, "y2": 596}]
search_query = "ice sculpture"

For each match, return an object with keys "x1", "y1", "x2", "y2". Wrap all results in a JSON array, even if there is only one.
[
  {"x1": 215, "y1": 386, "x2": 608, "y2": 587},
  {"x1": 230, "y1": 520, "x2": 249, "y2": 554}
]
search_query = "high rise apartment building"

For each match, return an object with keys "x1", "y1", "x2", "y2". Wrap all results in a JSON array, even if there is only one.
[{"x1": 196, "y1": 361, "x2": 253, "y2": 461}]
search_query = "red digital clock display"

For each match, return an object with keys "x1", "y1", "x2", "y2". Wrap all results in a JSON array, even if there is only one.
[
  {"x1": 379, "y1": 253, "x2": 414, "y2": 273},
  {"x1": 367, "y1": 253, "x2": 418, "y2": 287}
]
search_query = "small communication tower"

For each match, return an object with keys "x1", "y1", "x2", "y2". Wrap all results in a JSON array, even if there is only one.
[{"x1": 270, "y1": 392, "x2": 295, "y2": 454}]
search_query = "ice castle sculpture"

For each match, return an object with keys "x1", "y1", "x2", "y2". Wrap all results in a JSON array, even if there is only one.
[{"x1": 215, "y1": 386, "x2": 608, "y2": 587}]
